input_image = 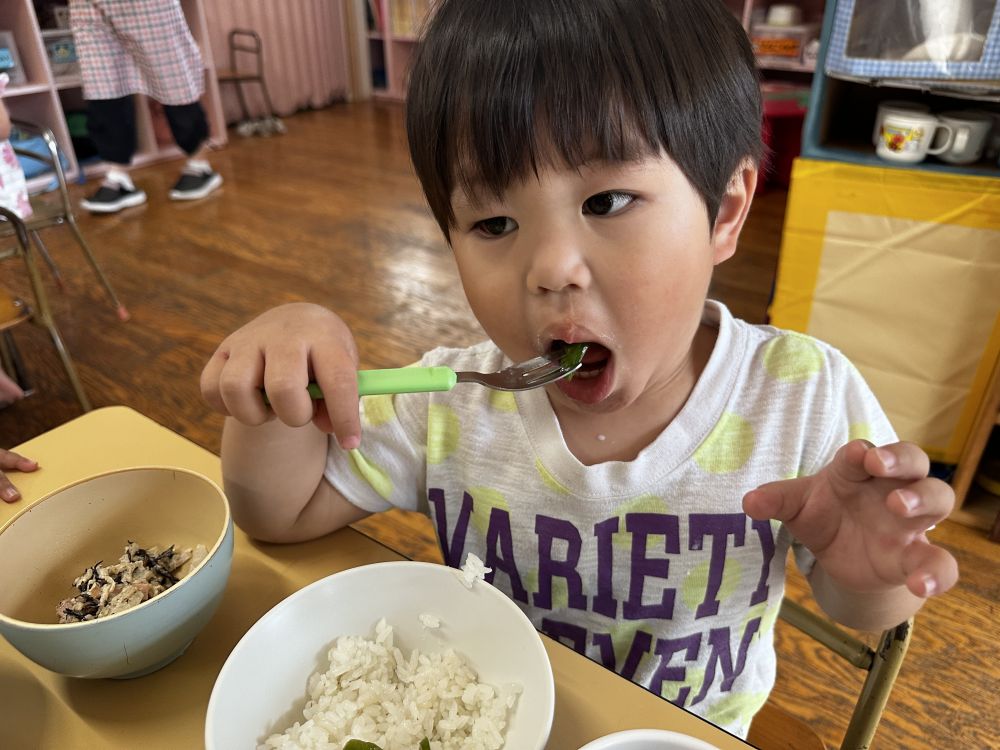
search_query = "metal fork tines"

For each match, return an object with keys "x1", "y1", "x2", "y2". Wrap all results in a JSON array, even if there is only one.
[{"x1": 455, "y1": 356, "x2": 572, "y2": 391}]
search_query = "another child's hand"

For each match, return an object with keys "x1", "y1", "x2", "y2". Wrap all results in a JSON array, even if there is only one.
[
  {"x1": 200, "y1": 303, "x2": 362, "y2": 447},
  {"x1": 743, "y1": 440, "x2": 958, "y2": 599},
  {"x1": 1, "y1": 449, "x2": 38, "y2": 503}
]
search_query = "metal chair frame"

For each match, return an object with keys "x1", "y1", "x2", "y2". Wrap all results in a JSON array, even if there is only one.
[
  {"x1": 0, "y1": 207, "x2": 90, "y2": 411},
  {"x1": 217, "y1": 29, "x2": 278, "y2": 125},
  {"x1": 778, "y1": 598, "x2": 913, "y2": 749},
  {"x1": 3, "y1": 120, "x2": 129, "y2": 321}
]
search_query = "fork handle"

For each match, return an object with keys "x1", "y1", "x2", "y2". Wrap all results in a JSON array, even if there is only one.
[
  {"x1": 263, "y1": 367, "x2": 458, "y2": 405},
  {"x1": 357, "y1": 367, "x2": 457, "y2": 395}
]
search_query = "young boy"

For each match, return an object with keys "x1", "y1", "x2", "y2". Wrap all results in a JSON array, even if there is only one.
[{"x1": 200, "y1": 0, "x2": 958, "y2": 738}]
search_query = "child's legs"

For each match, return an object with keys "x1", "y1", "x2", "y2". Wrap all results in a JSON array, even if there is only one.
[
  {"x1": 86, "y1": 96, "x2": 137, "y2": 168},
  {"x1": 163, "y1": 102, "x2": 209, "y2": 159}
]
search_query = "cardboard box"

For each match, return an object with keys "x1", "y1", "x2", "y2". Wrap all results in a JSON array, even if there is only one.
[
  {"x1": 769, "y1": 158, "x2": 1000, "y2": 463},
  {"x1": 0, "y1": 31, "x2": 26, "y2": 86},
  {"x1": 43, "y1": 31, "x2": 79, "y2": 78}
]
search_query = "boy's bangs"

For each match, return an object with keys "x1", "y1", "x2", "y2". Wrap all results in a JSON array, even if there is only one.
[{"x1": 447, "y1": 85, "x2": 658, "y2": 213}]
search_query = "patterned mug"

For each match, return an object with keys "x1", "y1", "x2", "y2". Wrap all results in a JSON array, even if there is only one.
[{"x1": 876, "y1": 111, "x2": 954, "y2": 164}]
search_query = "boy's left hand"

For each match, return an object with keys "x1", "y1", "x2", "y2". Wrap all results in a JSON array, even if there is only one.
[{"x1": 743, "y1": 440, "x2": 958, "y2": 599}]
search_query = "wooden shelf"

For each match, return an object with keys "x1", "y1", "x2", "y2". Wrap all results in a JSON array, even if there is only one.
[{"x1": 2, "y1": 0, "x2": 227, "y2": 189}]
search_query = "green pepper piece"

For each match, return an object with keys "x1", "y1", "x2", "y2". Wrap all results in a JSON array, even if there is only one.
[
  {"x1": 558, "y1": 342, "x2": 587, "y2": 370},
  {"x1": 419, "y1": 739, "x2": 431, "y2": 750},
  {"x1": 342, "y1": 741, "x2": 384, "y2": 750}
]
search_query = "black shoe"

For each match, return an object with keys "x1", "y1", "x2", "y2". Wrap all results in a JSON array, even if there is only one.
[
  {"x1": 169, "y1": 169, "x2": 223, "y2": 201},
  {"x1": 80, "y1": 184, "x2": 148, "y2": 214}
]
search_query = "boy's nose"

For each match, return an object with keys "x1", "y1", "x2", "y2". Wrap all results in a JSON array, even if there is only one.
[{"x1": 525, "y1": 233, "x2": 592, "y2": 295}]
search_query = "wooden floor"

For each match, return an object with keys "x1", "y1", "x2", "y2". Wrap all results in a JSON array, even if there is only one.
[{"x1": 2, "y1": 102, "x2": 996, "y2": 749}]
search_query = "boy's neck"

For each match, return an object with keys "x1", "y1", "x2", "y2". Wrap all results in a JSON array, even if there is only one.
[{"x1": 552, "y1": 321, "x2": 718, "y2": 466}]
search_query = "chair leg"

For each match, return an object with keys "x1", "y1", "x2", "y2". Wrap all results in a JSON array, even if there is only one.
[
  {"x1": 1, "y1": 330, "x2": 34, "y2": 396},
  {"x1": 840, "y1": 619, "x2": 913, "y2": 750},
  {"x1": 233, "y1": 80, "x2": 252, "y2": 124},
  {"x1": 258, "y1": 78, "x2": 278, "y2": 121},
  {"x1": 65, "y1": 214, "x2": 130, "y2": 321},
  {"x1": 29, "y1": 230, "x2": 66, "y2": 291},
  {"x1": 21, "y1": 239, "x2": 92, "y2": 412}
]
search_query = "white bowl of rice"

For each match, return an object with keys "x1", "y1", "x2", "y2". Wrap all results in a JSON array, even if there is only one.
[{"x1": 206, "y1": 558, "x2": 554, "y2": 750}]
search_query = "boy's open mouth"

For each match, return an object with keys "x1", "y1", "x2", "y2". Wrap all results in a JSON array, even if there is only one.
[{"x1": 550, "y1": 339, "x2": 614, "y2": 404}]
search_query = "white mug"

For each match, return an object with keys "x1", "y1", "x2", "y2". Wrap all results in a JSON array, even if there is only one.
[
  {"x1": 936, "y1": 110, "x2": 995, "y2": 165},
  {"x1": 872, "y1": 100, "x2": 931, "y2": 146},
  {"x1": 875, "y1": 112, "x2": 954, "y2": 164},
  {"x1": 767, "y1": 4, "x2": 803, "y2": 26}
]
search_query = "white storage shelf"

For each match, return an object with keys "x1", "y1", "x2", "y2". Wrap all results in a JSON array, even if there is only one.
[{"x1": 0, "y1": 0, "x2": 227, "y2": 194}]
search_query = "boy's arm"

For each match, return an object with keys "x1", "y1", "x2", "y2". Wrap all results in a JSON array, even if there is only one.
[{"x1": 220, "y1": 413, "x2": 369, "y2": 544}]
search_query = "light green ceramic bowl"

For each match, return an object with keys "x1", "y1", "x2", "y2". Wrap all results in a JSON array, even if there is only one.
[{"x1": 0, "y1": 466, "x2": 233, "y2": 679}]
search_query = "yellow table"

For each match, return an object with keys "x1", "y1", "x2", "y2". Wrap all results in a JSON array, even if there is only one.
[{"x1": 2, "y1": 407, "x2": 751, "y2": 749}]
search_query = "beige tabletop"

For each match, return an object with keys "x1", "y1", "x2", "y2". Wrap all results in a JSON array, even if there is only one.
[{"x1": 2, "y1": 406, "x2": 751, "y2": 750}]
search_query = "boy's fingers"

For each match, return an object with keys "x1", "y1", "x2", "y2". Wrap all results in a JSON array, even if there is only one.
[
  {"x1": 901, "y1": 538, "x2": 959, "y2": 598},
  {"x1": 886, "y1": 477, "x2": 954, "y2": 530},
  {"x1": 262, "y1": 343, "x2": 314, "y2": 428},
  {"x1": 863, "y1": 441, "x2": 930, "y2": 481},
  {"x1": 743, "y1": 475, "x2": 816, "y2": 523},
  {"x1": 825, "y1": 439, "x2": 877, "y2": 484},
  {"x1": 310, "y1": 345, "x2": 360, "y2": 448},
  {"x1": 218, "y1": 348, "x2": 271, "y2": 425},
  {"x1": 199, "y1": 348, "x2": 230, "y2": 414}
]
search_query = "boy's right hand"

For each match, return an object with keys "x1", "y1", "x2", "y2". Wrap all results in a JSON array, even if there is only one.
[
  {"x1": 1, "y1": 449, "x2": 38, "y2": 503},
  {"x1": 200, "y1": 303, "x2": 362, "y2": 449}
]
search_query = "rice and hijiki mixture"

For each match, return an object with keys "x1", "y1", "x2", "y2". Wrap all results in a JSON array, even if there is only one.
[
  {"x1": 56, "y1": 541, "x2": 207, "y2": 623},
  {"x1": 262, "y1": 556, "x2": 518, "y2": 750}
]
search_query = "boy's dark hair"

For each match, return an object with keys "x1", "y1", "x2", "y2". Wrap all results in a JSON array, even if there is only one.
[{"x1": 405, "y1": 0, "x2": 763, "y2": 242}]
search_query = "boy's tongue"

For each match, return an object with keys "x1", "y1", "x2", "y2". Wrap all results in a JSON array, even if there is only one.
[
  {"x1": 580, "y1": 343, "x2": 610, "y2": 365},
  {"x1": 556, "y1": 343, "x2": 613, "y2": 404}
]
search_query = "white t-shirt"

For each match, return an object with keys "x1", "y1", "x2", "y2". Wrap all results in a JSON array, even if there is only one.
[{"x1": 325, "y1": 300, "x2": 895, "y2": 737}]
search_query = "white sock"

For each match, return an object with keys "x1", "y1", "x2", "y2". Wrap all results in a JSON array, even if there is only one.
[
  {"x1": 186, "y1": 158, "x2": 212, "y2": 175},
  {"x1": 105, "y1": 168, "x2": 135, "y2": 191}
]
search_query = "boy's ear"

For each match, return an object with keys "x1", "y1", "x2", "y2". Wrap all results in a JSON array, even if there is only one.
[{"x1": 710, "y1": 162, "x2": 758, "y2": 265}]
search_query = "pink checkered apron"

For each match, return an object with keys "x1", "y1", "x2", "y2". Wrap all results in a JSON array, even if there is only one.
[{"x1": 69, "y1": 0, "x2": 204, "y2": 105}]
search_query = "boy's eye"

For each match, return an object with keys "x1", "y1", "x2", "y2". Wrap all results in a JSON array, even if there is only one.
[
  {"x1": 474, "y1": 216, "x2": 517, "y2": 237},
  {"x1": 583, "y1": 191, "x2": 635, "y2": 216}
]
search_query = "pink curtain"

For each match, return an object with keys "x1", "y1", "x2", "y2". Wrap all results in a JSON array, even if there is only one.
[{"x1": 203, "y1": 0, "x2": 350, "y2": 122}]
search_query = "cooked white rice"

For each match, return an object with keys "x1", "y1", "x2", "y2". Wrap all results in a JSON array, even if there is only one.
[
  {"x1": 457, "y1": 553, "x2": 491, "y2": 589},
  {"x1": 259, "y1": 618, "x2": 519, "y2": 750}
]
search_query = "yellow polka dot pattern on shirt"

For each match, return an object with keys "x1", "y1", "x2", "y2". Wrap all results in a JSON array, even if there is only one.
[
  {"x1": 613, "y1": 494, "x2": 670, "y2": 550},
  {"x1": 347, "y1": 449, "x2": 393, "y2": 500},
  {"x1": 427, "y1": 403, "x2": 460, "y2": 464},
  {"x1": 468, "y1": 486, "x2": 510, "y2": 536},
  {"x1": 522, "y1": 569, "x2": 569, "y2": 610},
  {"x1": 693, "y1": 413, "x2": 755, "y2": 473},
  {"x1": 489, "y1": 390, "x2": 518, "y2": 413},
  {"x1": 535, "y1": 458, "x2": 570, "y2": 494},
  {"x1": 660, "y1": 666, "x2": 705, "y2": 704},
  {"x1": 849, "y1": 422, "x2": 872, "y2": 442},
  {"x1": 610, "y1": 620, "x2": 653, "y2": 663},
  {"x1": 361, "y1": 394, "x2": 396, "y2": 427},
  {"x1": 762, "y1": 332, "x2": 824, "y2": 383},
  {"x1": 681, "y1": 558, "x2": 743, "y2": 612}
]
